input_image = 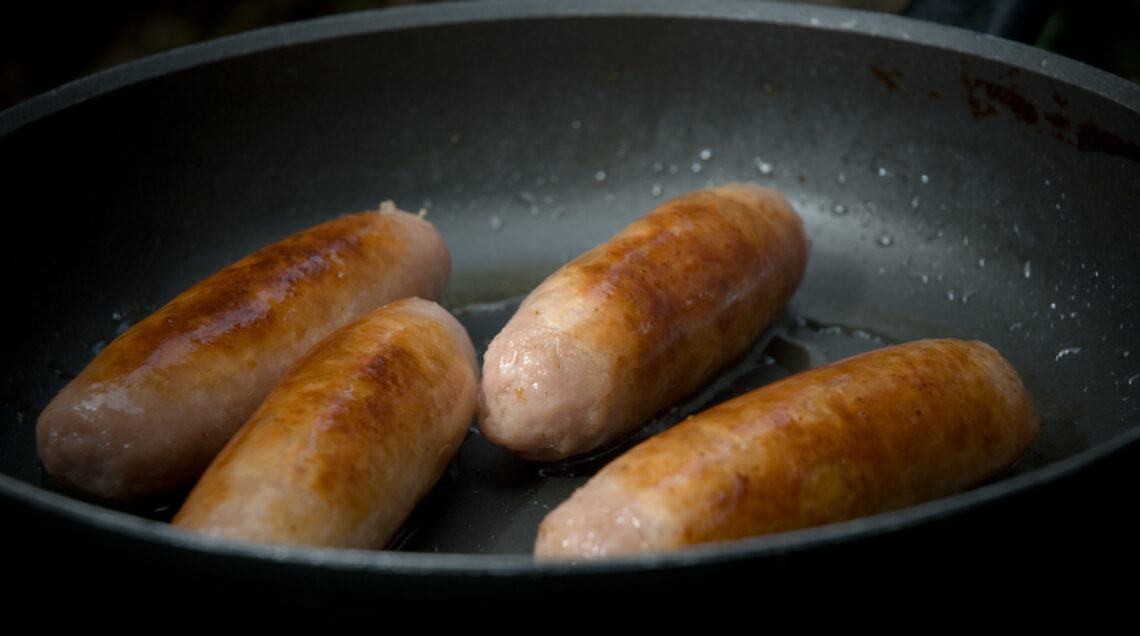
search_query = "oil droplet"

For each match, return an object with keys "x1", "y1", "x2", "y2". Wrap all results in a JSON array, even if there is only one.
[
  {"x1": 1023, "y1": 261, "x2": 1032, "y2": 279},
  {"x1": 651, "y1": 183, "x2": 663, "y2": 197},
  {"x1": 837, "y1": 172, "x2": 847, "y2": 184},
  {"x1": 489, "y1": 215, "x2": 503, "y2": 231},
  {"x1": 921, "y1": 174, "x2": 930, "y2": 184},
  {"x1": 699, "y1": 148, "x2": 713, "y2": 160},
  {"x1": 517, "y1": 191, "x2": 536, "y2": 204},
  {"x1": 874, "y1": 232, "x2": 893, "y2": 247},
  {"x1": 571, "y1": 120, "x2": 582, "y2": 130},
  {"x1": 832, "y1": 203, "x2": 847, "y2": 215},
  {"x1": 691, "y1": 162, "x2": 703, "y2": 174},
  {"x1": 877, "y1": 167, "x2": 890, "y2": 177},
  {"x1": 754, "y1": 157, "x2": 773, "y2": 175},
  {"x1": 595, "y1": 170, "x2": 606, "y2": 182},
  {"x1": 1055, "y1": 346, "x2": 1083, "y2": 361}
]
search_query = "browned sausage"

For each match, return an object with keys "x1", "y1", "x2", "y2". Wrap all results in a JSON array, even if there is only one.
[
  {"x1": 172, "y1": 297, "x2": 477, "y2": 549},
  {"x1": 479, "y1": 183, "x2": 809, "y2": 461},
  {"x1": 534, "y1": 339, "x2": 1041, "y2": 561},
  {"x1": 37, "y1": 203, "x2": 450, "y2": 501}
]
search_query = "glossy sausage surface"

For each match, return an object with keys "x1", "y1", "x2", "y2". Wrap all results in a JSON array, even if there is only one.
[
  {"x1": 37, "y1": 203, "x2": 449, "y2": 501},
  {"x1": 479, "y1": 183, "x2": 809, "y2": 461},
  {"x1": 534, "y1": 339, "x2": 1041, "y2": 561},
  {"x1": 172, "y1": 297, "x2": 478, "y2": 549}
]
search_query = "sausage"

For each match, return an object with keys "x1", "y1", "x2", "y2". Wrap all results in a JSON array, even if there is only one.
[
  {"x1": 36, "y1": 203, "x2": 450, "y2": 501},
  {"x1": 478, "y1": 182, "x2": 809, "y2": 461},
  {"x1": 172, "y1": 297, "x2": 477, "y2": 549},
  {"x1": 533, "y1": 339, "x2": 1041, "y2": 561}
]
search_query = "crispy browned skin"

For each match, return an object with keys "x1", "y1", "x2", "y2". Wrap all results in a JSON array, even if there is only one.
[
  {"x1": 479, "y1": 183, "x2": 809, "y2": 460},
  {"x1": 534, "y1": 339, "x2": 1041, "y2": 561},
  {"x1": 37, "y1": 204, "x2": 449, "y2": 501},
  {"x1": 172, "y1": 298, "x2": 477, "y2": 549}
]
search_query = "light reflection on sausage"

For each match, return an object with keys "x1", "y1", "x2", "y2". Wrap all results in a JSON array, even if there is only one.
[
  {"x1": 534, "y1": 338, "x2": 1040, "y2": 561},
  {"x1": 37, "y1": 203, "x2": 449, "y2": 501},
  {"x1": 479, "y1": 183, "x2": 810, "y2": 461},
  {"x1": 173, "y1": 298, "x2": 477, "y2": 549}
]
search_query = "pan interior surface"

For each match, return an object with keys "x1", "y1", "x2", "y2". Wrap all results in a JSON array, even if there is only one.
[{"x1": 2, "y1": 0, "x2": 1138, "y2": 575}]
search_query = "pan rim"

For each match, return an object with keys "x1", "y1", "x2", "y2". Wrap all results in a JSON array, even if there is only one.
[
  {"x1": 4, "y1": 425, "x2": 1138, "y2": 575},
  {"x1": 4, "y1": 0, "x2": 1139, "y2": 577},
  {"x1": 2, "y1": 0, "x2": 1138, "y2": 136}
]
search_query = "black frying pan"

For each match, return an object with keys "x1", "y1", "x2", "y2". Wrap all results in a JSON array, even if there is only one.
[{"x1": 4, "y1": 0, "x2": 1138, "y2": 620}]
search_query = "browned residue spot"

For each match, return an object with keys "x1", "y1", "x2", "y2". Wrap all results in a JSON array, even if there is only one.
[
  {"x1": 1077, "y1": 123, "x2": 1140, "y2": 161},
  {"x1": 1045, "y1": 111, "x2": 1071, "y2": 130},
  {"x1": 959, "y1": 72, "x2": 1138, "y2": 163},
  {"x1": 962, "y1": 73, "x2": 1038, "y2": 124},
  {"x1": 870, "y1": 65, "x2": 903, "y2": 93}
]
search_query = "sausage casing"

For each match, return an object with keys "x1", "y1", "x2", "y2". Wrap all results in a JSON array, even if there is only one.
[
  {"x1": 479, "y1": 183, "x2": 809, "y2": 461},
  {"x1": 172, "y1": 297, "x2": 478, "y2": 549},
  {"x1": 534, "y1": 339, "x2": 1041, "y2": 561},
  {"x1": 37, "y1": 203, "x2": 449, "y2": 501}
]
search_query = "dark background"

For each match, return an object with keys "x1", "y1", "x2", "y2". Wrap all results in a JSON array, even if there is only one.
[{"x1": 2, "y1": 0, "x2": 1138, "y2": 113}]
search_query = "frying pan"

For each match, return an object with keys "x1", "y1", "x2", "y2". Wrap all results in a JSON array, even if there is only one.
[{"x1": 4, "y1": 0, "x2": 1138, "y2": 619}]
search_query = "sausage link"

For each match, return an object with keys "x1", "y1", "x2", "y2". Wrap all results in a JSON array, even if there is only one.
[
  {"x1": 37, "y1": 203, "x2": 449, "y2": 501},
  {"x1": 479, "y1": 183, "x2": 809, "y2": 461},
  {"x1": 172, "y1": 298, "x2": 477, "y2": 549},
  {"x1": 534, "y1": 339, "x2": 1041, "y2": 561}
]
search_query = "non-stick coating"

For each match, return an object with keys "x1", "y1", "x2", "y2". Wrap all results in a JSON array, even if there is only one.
[{"x1": 3, "y1": 0, "x2": 1139, "y2": 614}]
